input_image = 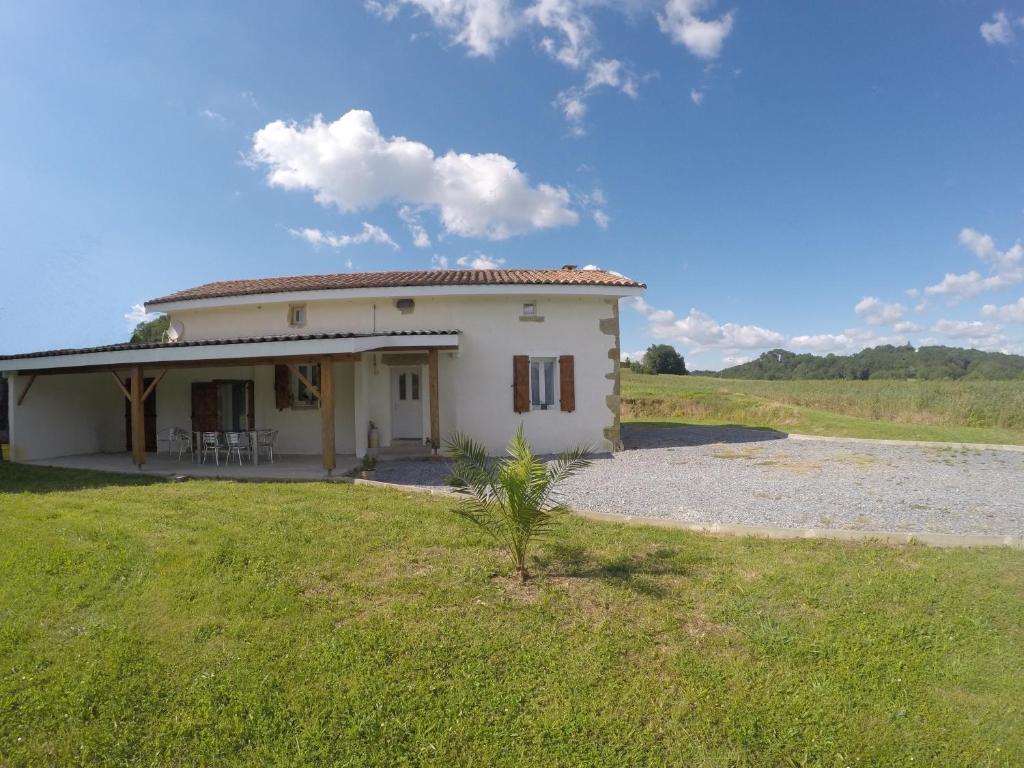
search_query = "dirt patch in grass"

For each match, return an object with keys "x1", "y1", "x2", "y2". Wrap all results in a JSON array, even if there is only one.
[
  {"x1": 756, "y1": 458, "x2": 823, "y2": 474},
  {"x1": 683, "y1": 608, "x2": 731, "y2": 640},
  {"x1": 833, "y1": 452, "x2": 879, "y2": 466},
  {"x1": 713, "y1": 446, "x2": 766, "y2": 460}
]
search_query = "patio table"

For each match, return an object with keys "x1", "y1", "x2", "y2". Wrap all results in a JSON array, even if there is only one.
[{"x1": 192, "y1": 430, "x2": 271, "y2": 465}]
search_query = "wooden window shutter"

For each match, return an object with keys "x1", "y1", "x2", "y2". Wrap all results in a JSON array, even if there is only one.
[
  {"x1": 513, "y1": 355, "x2": 530, "y2": 413},
  {"x1": 274, "y1": 364, "x2": 291, "y2": 410},
  {"x1": 559, "y1": 355, "x2": 575, "y2": 412}
]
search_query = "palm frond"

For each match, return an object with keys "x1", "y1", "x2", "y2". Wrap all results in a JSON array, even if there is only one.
[{"x1": 446, "y1": 427, "x2": 591, "y2": 580}]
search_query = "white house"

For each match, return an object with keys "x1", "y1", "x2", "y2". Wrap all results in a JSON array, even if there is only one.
[{"x1": 0, "y1": 267, "x2": 644, "y2": 473}]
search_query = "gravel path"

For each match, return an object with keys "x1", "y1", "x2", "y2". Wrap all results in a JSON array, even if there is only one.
[{"x1": 374, "y1": 425, "x2": 1024, "y2": 536}]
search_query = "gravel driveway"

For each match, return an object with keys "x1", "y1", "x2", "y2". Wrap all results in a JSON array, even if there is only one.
[{"x1": 374, "y1": 425, "x2": 1024, "y2": 537}]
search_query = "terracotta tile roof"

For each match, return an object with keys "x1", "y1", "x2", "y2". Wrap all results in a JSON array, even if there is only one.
[
  {"x1": 147, "y1": 268, "x2": 644, "y2": 305},
  {"x1": 0, "y1": 330, "x2": 459, "y2": 362}
]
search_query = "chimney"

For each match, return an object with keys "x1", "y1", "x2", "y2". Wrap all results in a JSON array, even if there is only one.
[{"x1": 561, "y1": 264, "x2": 577, "y2": 271}]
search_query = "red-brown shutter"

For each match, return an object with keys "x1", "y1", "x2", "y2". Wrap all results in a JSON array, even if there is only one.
[
  {"x1": 274, "y1": 365, "x2": 290, "y2": 410},
  {"x1": 559, "y1": 355, "x2": 575, "y2": 412},
  {"x1": 513, "y1": 355, "x2": 530, "y2": 413}
]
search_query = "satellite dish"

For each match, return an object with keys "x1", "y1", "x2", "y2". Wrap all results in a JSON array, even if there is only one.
[{"x1": 167, "y1": 320, "x2": 185, "y2": 342}]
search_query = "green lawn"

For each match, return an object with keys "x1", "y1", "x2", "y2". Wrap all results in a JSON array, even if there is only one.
[
  {"x1": 622, "y1": 372, "x2": 1024, "y2": 444},
  {"x1": 1, "y1": 463, "x2": 1022, "y2": 766}
]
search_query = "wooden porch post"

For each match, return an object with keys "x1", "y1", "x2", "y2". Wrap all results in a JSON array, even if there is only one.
[
  {"x1": 130, "y1": 365, "x2": 145, "y2": 467},
  {"x1": 428, "y1": 348, "x2": 440, "y2": 452},
  {"x1": 320, "y1": 356, "x2": 335, "y2": 473}
]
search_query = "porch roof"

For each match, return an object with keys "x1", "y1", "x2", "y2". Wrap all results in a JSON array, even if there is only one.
[{"x1": 0, "y1": 330, "x2": 460, "y2": 374}]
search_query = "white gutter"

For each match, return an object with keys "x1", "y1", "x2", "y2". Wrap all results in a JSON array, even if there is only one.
[
  {"x1": 0, "y1": 334, "x2": 460, "y2": 373},
  {"x1": 146, "y1": 284, "x2": 645, "y2": 313}
]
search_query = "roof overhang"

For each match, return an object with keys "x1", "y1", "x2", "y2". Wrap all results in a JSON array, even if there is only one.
[
  {"x1": 146, "y1": 283, "x2": 645, "y2": 313},
  {"x1": 0, "y1": 333, "x2": 460, "y2": 375}
]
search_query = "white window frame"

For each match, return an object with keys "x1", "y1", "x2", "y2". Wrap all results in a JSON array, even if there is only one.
[
  {"x1": 396, "y1": 370, "x2": 421, "y2": 402},
  {"x1": 528, "y1": 356, "x2": 558, "y2": 411},
  {"x1": 288, "y1": 304, "x2": 307, "y2": 328},
  {"x1": 292, "y1": 362, "x2": 320, "y2": 408}
]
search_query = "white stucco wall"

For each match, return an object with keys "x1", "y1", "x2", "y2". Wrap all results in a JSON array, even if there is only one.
[
  {"x1": 5, "y1": 293, "x2": 623, "y2": 460},
  {"x1": 7, "y1": 372, "x2": 124, "y2": 462},
  {"x1": 154, "y1": 363, "x2": 356, "y2": 456},
  {"x1": 170, "y1": 294, "x2": 620, "y2": 455}
]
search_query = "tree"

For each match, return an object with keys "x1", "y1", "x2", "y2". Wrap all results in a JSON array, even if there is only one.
[
  {"x1": 130, "y1": 315, "x2": 169, "y2": 344},
  {"x1": 642, "y1": 344, "x2": 687, "y2": 375},
  {"x1": 447, "y1": 427, "x2": 591, "y2": 581}
]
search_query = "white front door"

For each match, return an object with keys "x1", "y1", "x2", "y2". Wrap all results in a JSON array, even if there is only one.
[{"x1": 391, "y1": 367, "x2": 423, "y2": 439}]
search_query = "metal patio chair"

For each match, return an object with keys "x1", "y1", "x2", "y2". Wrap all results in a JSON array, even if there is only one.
[
  {"x1": 255, "y1": 429, "x2": 277, "y2": 464},
  {"x1": 200, "y1": 431, "x2": 221, "y2": 466},
  {"x1": 169, "y1": 427, "x2": 192, "y2": 461},
  {"x1": 224, "y1": 431, "x2": 247, "y2": 466}
]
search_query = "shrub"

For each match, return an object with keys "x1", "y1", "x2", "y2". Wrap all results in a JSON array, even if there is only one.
[{"x1": 446, "y1": 427, "x2": 591, "y2": 581}]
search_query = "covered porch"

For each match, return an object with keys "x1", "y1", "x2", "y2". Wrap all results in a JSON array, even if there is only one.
[
  {"x1": 1, "y1": 330, "x2": 458, "y2": 478},
  {"x1": 21, "y1": 442, "x2": 434, "y2": 481}
]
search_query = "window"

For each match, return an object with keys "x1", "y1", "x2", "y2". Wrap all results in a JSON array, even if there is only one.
[
  {"x1": 397, "y1": 372, "x2": 420, "y2": 401},
  {"x1": 522, "y1": 302, "x2": 537, "y2": 316},
  {"x1": 293, "y1": 363, "x2": 320, "y2": 407},
  {"x1": 289, "y1": 305, "x2": 307, "y2": 327},
  {"x1": 529, "y1": 358, "x2": 556, "y2": 410}
]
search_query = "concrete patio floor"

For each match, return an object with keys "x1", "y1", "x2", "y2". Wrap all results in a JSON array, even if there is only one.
[{"x1": 25, "y1": 452, "x2": 371, "y2": 481}]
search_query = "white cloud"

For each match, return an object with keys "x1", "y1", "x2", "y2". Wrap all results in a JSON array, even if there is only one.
[
  {"x1": 370, "y1": 1, "x2": 732, "y2": 133},
  {"x1": 399, "y1": 206, "x2": 433, "y2": 247},
  {"x1": 923, "y1": 228, "x2": 1024, "y2": 302},
  {"x1": 925, "y1": 271, "x2": 1006, "y2": 300},
  {"x1": 658, "y1": 0, "x2": 736, "y2": 60},
  {"x1": 365, "y1": 1, "x2": 402, "y2": 21},
  {"x1": 252, "y1": 109, "x2": 577, "y2": 240},
  {"x1": 930, "y1": 318, "x2": 1012, "y2": 351},
  {"x1": 592, "y1": 209, "x2": 610, "y2": 229},
  {"x1": 958, "y1": 227, "x2": 997, "y2": 259},
  {"x1": 125, "y1": 303, "x2": 159, "y2": 325},
  {"x1": 199, "y1": 108, "x2": 226, "y2": 125},
  {"x1": 620, "y1": 349, "x2": 648, "y2": 363},
  {"x1": 526, "y1": 0, "x2": 596, "y2": 69},
  {"x1": 892, "y1": 320, "x2": 923, "y2": 333},
  {"x1": 690, "y1": 88, "x2": 704, "y2": 105},
  {"x1": 980, "y1": 10, "x2": 1020, "y2": 45},
  {"x1": 456, "y1": 252, "x2": 506, "y2": 268},
  {"x1": 431, "y1": 252, "x2": 506, "y2": 269},
  {"x1": 368, "y1": 0, "x2": 519, "y2": 57},
  {"x1": 240, "y1": 91, "x2": 259, "y2": 108},
  {"x1": 581, "y1": 263, "x2": 624, "y2": 276},
  {"x1": 789, "y1": 327, "x2": 911, "y2": 355},
  {"x1": 982, "y1": 297, "x2": 1024, "y2": 322},
  {"x1": 629, "y1": 297, "x2": 786, "y2": 352},
  {"x1": 722, "y1": 354, "x2": 750, "y2": 366},
  {"x1": 585, "y1": 58, "x2": 638, "y2": 96},
  {"x1": 288, "y1": 223, "x2": 399, "y2": 249},
  {"x1": 556, "y1": 57, "x2": 639, "y2": 134},
  {"x1": 933, "y1": 319, "x2": 1002, "y2": 338},
  {"x1": 854, "y1": 296, "x2": 905, "y2": 325}
]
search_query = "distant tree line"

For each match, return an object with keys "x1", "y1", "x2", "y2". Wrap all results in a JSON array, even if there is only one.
[
  {"x1": 622, "y1": 344, "x2": 688, "y2": 375},
  {"x1": 700, "y1": 345, "x2": 1024, "y2": 381}
]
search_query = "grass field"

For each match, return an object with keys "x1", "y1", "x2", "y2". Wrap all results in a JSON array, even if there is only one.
[
  {"x1": 622, "y1": 371, "x2": 1024, "y2": 444},
  {"x1": 1, "y1": 463, "x2": 1022, "y2": 766}
]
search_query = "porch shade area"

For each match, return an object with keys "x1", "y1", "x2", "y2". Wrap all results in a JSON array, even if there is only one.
[{"x1": 0, "y1": 331, "x2": 458, "y2": 472}]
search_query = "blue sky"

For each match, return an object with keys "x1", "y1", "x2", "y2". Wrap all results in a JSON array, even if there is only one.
[{"x1": 1, "y1": 0, "x2": 1022, "y2": 368}]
